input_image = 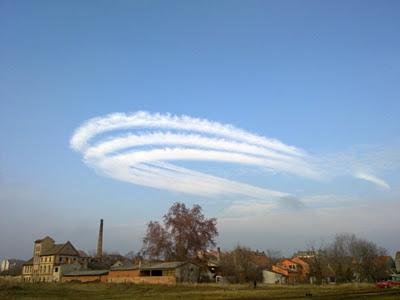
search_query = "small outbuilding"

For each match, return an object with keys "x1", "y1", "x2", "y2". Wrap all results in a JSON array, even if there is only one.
[
  {"x1": 108, "y1": 261, "x2": 199, "y2": 284},
  {"x1": 263, "y1": 270, "x2": 287, "y2": 284}
]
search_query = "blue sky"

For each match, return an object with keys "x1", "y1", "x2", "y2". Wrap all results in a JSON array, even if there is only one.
[{"x1": 1, "y1": 0, "x2": 400, "y2": 260}]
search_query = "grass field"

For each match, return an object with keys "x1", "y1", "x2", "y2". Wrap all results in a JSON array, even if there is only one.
[{"x1": 1, "y1": 282, "x2": 399, "y2": 300}]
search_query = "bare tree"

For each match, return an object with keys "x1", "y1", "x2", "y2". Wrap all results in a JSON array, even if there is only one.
[
  {"x1": 306, "y1": 240, "x2": 328, "y2": 284},
  {"x1": 266, "y1": 249, "x2": 282, "y2": 266},
  {"x1": 142, "y1": 221, "x2": 172, "y2": 260},
  {"x1": 219, "y1": 245, "x2": 263, "y2": 283},
  {"x1": 326, "y1": 233, "x2": 355, "y2": 283},
  {"x1": 348, "y1": 236, "x2": 388, "y2": 282},
  {"x1": 124, "y1": 251, "x2": 143, "y2": 262},
  {"x1": 326, "y1": 233, "x2": 389, "y2": 282},
  {"x1": 142, "y1": 202, "x2": 218, "y2": 261}
]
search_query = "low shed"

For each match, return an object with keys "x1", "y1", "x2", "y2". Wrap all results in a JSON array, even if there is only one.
[
  {"x1": 108, "y1": 261, "x2": 199, "y2": 284},
  {"x1": 263, "y1": 270, "x2": 286, "y2": 284}
]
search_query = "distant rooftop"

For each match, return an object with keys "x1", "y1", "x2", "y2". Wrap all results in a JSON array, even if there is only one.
[
  {"x1": 40, "y1": 241, "x2": 78, "y2": 256},
  {"x1": 110, "y1": 261, "x2": 189, "y2": 272},
  {"x1": 34, "y1": 236, "x2": 55, "y2": 243},
  {"x1": 64, "y1": 270, "x2": 109, "y2": 276}
]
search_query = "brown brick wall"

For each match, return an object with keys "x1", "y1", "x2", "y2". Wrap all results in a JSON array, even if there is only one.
[
  {"x1": 62, "y1": 274, "x2": 107, "y2": 283},
  {"x1": 107, "y1": 270, "x2": 140, "y2": 283},
  {"x1": 131, "y1": 276, "x2": 176, "y2": 284},
  {"x1": 107, "y1": 269, "x2": 176, "y2": 284}
]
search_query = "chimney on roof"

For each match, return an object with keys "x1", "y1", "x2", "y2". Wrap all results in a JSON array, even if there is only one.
[{"x1": 96, "y1": 219, "x2": 103, "y2": 258}]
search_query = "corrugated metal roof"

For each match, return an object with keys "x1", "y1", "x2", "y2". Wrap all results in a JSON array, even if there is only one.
[
  {"x1": 111, "y1": 261, "x2": 197, "y2": 271},
  {"x1": 110, "y1": 262, "x2": 139, "y2": 271},
  {"x1": 110, "y1": 261, "x2": 190, "y2": 272},
  {"x1": 140, "y1": 261, "x2": 186, "y2": 270},
  {"x1": 63, "y1": 270, "x2": 109, "y2": 276}
]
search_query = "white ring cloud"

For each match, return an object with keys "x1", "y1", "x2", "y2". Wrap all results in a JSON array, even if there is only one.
[{"x1": 70, "y1": 111, "x2": 391, "y2": 199}]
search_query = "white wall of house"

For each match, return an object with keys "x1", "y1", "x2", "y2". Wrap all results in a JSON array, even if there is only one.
[
  {"x1": 0, "y1": 259, "x2": 10, "y2": 272},
  {"x1": 263, "y1": 270, "x2": 286, "y2": 284}
]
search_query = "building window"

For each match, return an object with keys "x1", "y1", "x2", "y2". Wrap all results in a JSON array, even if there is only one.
[
  {"x1": 151, "y1": 270, "x2": 162, "y2": 276},
  {"x1": 55, "y1": 267, "x2": 58, "y2": 272}
]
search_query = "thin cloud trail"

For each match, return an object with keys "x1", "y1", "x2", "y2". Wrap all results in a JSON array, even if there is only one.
[
  {"x1": 70, "y1": 111, "x2": 305, "y2": 156},
  {"x1": 85, "y1": 132, "x2": 299, "y2": 162},
  {"x1": 354, "y1": 172, "x2": 390, "y2": 190}
]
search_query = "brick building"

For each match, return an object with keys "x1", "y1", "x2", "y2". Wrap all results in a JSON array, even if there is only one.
[{"x1": 22, "y1": 236, "x2": 88, "y2": 282}]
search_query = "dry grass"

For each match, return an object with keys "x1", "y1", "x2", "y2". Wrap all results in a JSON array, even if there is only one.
[{"x1": 0, "y1": 281, "x2": 399, "y2": 300}]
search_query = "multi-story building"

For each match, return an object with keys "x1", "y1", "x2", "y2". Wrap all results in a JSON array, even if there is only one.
[
  {"x1": 22, "y1": 236, "x2": 88, "y2": 282},
  {"x1": 0, "y1": 258, "x2": 24, "y2": 273}
]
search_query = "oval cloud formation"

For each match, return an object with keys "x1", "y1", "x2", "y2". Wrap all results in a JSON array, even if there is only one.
[
  {"x1": 70, "y1": 111, "x2": 323, "y2": 199},
  {"x1": 70, "y1": 111, "x2": 390, "y2": 199}
]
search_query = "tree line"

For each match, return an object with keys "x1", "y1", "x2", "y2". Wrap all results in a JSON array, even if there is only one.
[
  {"x1": 308, "y1": 233, "x2": 390, "y2": 283},
  {"x1": 140, "y1": 202, "x2": 394, "y2": 283}
]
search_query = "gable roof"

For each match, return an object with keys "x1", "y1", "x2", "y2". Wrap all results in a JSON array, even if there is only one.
[
  {"x1": 40, "y1": 241, "x2": 79, "y2": 256},
  {"x1": 23, "y1": 258, "x2": 33, "y2": 266},
  {"x1": 292, "y1": 257, "x2": 310, "y2": 272},
  {"x1": 78, "y1": 250, "x2": 89, "y2": 258},
  {"x1": 278, "y1": 258, "x2": 299, "y2": 267},
  {"x1": 1, "y1": 259, "x2": 25, "y2": 265}
]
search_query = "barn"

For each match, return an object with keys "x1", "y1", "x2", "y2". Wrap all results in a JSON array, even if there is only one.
[{"x1": 108, "y1": 261, "x2": 199, "y2": 284}]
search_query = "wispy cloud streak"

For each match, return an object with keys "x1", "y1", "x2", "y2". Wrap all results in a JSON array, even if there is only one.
[{"x1": 354, "y1": 172, "x2": 391, "y2": 190}]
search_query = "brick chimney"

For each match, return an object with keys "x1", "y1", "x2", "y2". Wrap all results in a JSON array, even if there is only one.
[{"x1": 96, "y1": 219, "x2": 103, "y2": 258}]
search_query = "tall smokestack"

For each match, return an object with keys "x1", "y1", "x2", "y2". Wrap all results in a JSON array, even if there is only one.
[{"x1": 96, "y1": 219, "x2": 103, "y2": 258}]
